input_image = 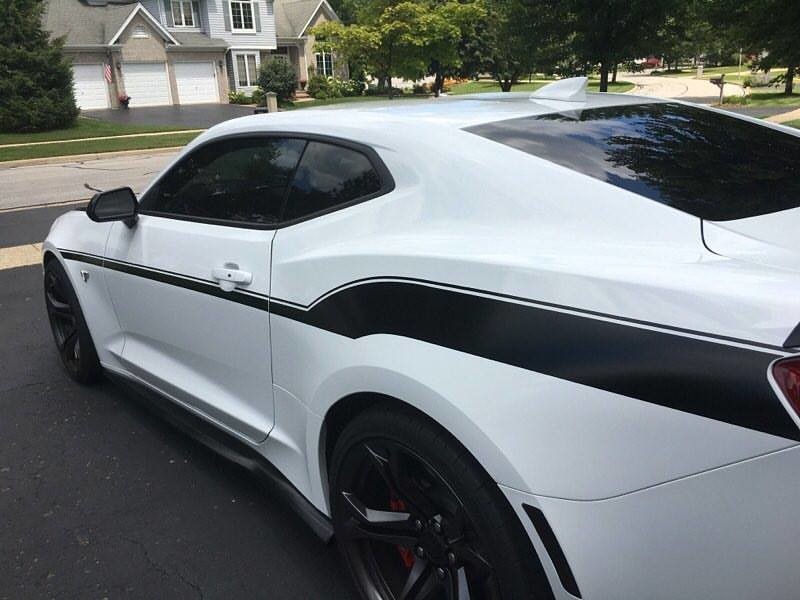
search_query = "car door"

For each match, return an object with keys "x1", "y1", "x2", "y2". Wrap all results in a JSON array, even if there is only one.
[{"x1": 103, "y1": 136, "x2": 306, "y2": 442}]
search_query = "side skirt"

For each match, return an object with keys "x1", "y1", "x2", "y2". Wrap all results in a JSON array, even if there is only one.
[{"x1": 105, "y1": 371, "x2": 335, "y2": 543}]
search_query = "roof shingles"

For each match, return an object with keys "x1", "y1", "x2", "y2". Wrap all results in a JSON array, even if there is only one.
[{"x1": 274, "y1": 0, "x2": 333, "y2": 39}]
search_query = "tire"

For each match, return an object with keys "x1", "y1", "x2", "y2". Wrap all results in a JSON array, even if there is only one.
[
  {"x1": 44, "y1": 258, "x2": 102, "y2": 384},
  {"x1": 329, "y1": 405, "x2": 554, "y2": 600}
]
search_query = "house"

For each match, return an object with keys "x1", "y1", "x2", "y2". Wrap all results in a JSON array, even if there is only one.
[
  {"x1": 273, "y1": 0, "x2": 345, "y2": 89},
  {"x1": 44, "y1": 0, "x2": 342, "y2": 109}
]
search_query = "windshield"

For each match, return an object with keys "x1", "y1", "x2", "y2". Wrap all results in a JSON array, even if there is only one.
[{"x1": 466, "y1": 102, "x2": 800, "y2": 221}]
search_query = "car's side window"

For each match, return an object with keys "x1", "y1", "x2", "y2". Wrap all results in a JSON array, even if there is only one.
[
  {"x1": 283, "y1": 141, "x2": 383, "y2": 221},
  {"x1": 140, "y1": 137, "x2": 306, "y2": 225}
]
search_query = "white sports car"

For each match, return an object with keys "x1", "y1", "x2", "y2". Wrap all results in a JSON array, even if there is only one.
[{"x1": 43, "y1": 78, "x2": 800, "y2": 600}]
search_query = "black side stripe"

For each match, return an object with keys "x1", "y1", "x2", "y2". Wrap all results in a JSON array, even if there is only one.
[
  {"x1": 271, "y1": 280, "x2": 799, "y2": 441},
  {"x1": 60, "y1": 250, "x2": 269, "y2": 311},
  {"x1": 279, "y1": 275, "x2": 787, "y2": 353},
  {"x1": 523, "y1": 504, "x2": 582, "y2": 598},
  {"x1": 60, "y1": 250, "x2": 103, "y2": 267},
  {"x1": 60, "y1": 249, "x2": 799, "y2": 440}
]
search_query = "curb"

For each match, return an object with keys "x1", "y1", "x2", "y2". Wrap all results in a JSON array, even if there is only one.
[{"x1": 0, "y1": 146, "x2": 184, "y2": 169}]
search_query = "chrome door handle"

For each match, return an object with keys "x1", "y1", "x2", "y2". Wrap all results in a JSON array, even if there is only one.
[{"x1": 212, "y1": 263, "x2": 252, "y2": 292}]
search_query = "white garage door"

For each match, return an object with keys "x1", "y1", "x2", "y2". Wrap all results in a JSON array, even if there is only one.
[
  {"x1": 174, "y1": 62, "x2": 219, "y2": 104},
  {"x1": 122, "y1": 63, "x2": 171, "y2": 107},
  {"x1": 72, "y1": 64, "x2": 109, "y2": 110}
]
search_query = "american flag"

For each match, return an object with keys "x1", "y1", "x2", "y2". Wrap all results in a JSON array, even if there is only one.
[{"x1": 103, "y1": 63, "x2": 113, "y2": 83}]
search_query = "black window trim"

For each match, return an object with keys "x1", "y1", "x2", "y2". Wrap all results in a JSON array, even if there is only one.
[{"x1": 137, "y1": 131, "x2": 396, "y2": 230}]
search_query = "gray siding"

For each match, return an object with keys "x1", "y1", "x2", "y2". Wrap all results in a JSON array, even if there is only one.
[
  {"x1": 207, "y1": 0, "x2": 276, "y2": 48},
  {"x1": 141, "y1": 0, "x2": 164, "y2": 24},
  {"x1": 142, "y1": 0, "x2": 276, "y2": 50}
]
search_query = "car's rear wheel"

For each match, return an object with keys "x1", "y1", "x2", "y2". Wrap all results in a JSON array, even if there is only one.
[
  {"x1": 330, "y1": 406, "x2": 553, "y2": 600},
  {"x1": 44, "y1": 259, "x2": 102, "y2": 384}
]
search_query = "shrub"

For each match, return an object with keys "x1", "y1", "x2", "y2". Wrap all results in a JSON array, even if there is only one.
[
  {"x1": 307, "y1": 75, "x2": 364, "y2": 99},
  {"x1": 228, "y1": 90, "x2": 251, "y2": 104},
  {"x1": 307, "y1": 74, "x2": 335, "y2": 99},
  {"x1": 412, "y1": 83, "x2": 429, "y2": 95},
  {"x1": 250, "y1": 88, "x2": 265, "y2": 105},
  {"x1": 0, "y1": 0, "x2": 79, "y2": 132},
  {"x1": 257, "y1": 59, "x2": 296, "y2": 102},
  {"x1": 339, "y1": 78, "x2": 365, "y2": 97}
]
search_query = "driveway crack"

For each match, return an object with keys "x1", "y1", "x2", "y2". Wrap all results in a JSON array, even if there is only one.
[{"x1": 119, "y1": 535, "x2": 204, "y2": 599}]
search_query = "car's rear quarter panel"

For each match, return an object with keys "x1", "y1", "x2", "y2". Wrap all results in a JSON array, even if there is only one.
[{"x1": 267, "y1": 137, "x2": 800, "y2": 507}]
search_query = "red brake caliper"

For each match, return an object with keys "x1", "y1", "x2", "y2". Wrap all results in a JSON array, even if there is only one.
[{"x1": 390, "y1": 496, "x2": 415, "y2": 568}]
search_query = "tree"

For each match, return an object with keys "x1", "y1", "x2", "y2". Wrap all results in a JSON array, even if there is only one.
[
  {"x1": 313, "y1": 1, "x2": 481, "y2": 97},
  {"x1": 567, "y1": 0, "x2": 679, "y2": 91},
  {"x1": 425, "y1": 1, "x2": 485, "y2": 96},
  {"x1": 0, "y1": 0, "x2": 78, "y2": 132},
  {"x1": 258, "y1": 59, "x2": 297, "y2": 102},
  {"x1": 479, "y1": 0, "x2": 571, "y2": 92},
  {"x1": 708, "y1": 0, "x2": 800, "y2": 94}
]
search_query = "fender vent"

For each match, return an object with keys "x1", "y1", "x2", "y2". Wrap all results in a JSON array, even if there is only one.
[{"x1": 523, "y1": 504, "x2": 582, "y2": 598}]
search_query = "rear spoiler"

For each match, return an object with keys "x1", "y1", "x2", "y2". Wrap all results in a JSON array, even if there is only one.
[{"x1": 784, "y1": 323, "x2": 800, "y2": 348}]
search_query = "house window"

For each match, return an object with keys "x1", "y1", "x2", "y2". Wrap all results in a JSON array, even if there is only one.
[
  {"x1": 235, "y1": 53, "x2": 259, "y2": 87},
  {"x1": 171, "y1": 0, "x2": 197, "y2": 27},
  {"x1": 315, "y1": 51, "x2": 333, "y2": 76},
  {"x1": 132, "y1": 25, "x2": 149, "y2": 38},
  {"x1": 230, "y1": 0, "x2": 254, "y2": 31}
]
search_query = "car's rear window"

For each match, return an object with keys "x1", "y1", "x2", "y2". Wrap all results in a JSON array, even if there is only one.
[{"x1": 465, "y1": 102, "x2": 800, "y2": 221}]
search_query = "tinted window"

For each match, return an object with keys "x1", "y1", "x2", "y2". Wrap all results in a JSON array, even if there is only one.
[
  {"x1": 466, "y1": 103, "x2": 800, "y2": 221},
  {"x1": 283, "y1": 141, "x2": 382, "y2": 221},
  {"x1": 141, "y1": 137, "x2": 305, "y2": 224}
]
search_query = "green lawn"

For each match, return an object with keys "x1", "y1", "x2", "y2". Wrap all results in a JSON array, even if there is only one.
[
  {"x1": 448, "y1": 79, "x2": 634, "y2": 95},
  {"x1": 0, "y1": 131, "x2": 200, "y2": 162},
  {"x1": 282, "y1": 94, "x2": 435, "y2": 110},
  {"x1": 785, "y1": 120, "x2": 800, "y2": 129},
  {"x1": 722, "y1": 91, "x2": 800, "y2": 107},
  {"x1": 0, "y1": 117, "x2": 192, "y2": 146}
]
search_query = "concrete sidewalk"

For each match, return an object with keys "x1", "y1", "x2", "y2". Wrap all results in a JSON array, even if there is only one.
[{"x1": 765, "y1": 107, "x2": 800, "y2": 123}]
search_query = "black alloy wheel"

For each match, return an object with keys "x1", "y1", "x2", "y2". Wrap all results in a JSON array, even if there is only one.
[
  {"x1": 331, "y1": 408, "x2": 553, "y2": 600},
  {"x1": 44, "y1": 259, "x2": 101, "y2": 384}
]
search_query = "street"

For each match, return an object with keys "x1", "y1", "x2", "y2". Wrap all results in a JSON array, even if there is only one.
[
  {"x1": 0, "y1": 152, "x2": 177, "y2": 211},
  {"x1": 0, "y1": 204, "x2": 358, "y2": 598}
]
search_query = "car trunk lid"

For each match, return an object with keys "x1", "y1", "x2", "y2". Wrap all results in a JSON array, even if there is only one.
[{"x1": 704, "y1": 206, "x2": 800, "y2": 274}]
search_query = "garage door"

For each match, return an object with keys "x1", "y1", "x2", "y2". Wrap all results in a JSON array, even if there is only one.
[
  {"x1": 174, "y1": 62, "x2": 219, "y2": 104},
  {"x1": 72, "y1": 64, "x2": 109, "y2": 110},
  {"x1": 122, "y1": 63, "x2": 171, "y2": 107}
]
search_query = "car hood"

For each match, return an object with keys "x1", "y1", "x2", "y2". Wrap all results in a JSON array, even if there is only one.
[{"x1": 704, "y1": 206, "x2": 800, "y2": 273}]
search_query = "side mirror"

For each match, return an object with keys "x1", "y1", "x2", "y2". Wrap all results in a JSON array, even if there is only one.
[{"x1": 87, "y1": 187, "x2": 138, "y2": 228}]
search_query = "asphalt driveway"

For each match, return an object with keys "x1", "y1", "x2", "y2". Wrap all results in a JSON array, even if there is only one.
[
  {"x1": 82, "y1": 103, "x2": 256, "y2": 129},
  {"x1": 0, "y1": 204, "x2": 359, "y2": 599}
]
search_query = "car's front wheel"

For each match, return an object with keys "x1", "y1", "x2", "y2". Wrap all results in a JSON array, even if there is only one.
[
  {"x1": 44, "y1": 258, "x2": 102, "y2": 384},
  {"x1": 330, "y1": 406, "x2": 553, "y2": 600}
]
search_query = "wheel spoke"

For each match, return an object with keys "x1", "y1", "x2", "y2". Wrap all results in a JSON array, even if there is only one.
[
  {"x1": 399, "y1": 559, "x2": 427, "y2": 600},
  {"x1": 46, "y1": 291, "x2": 74, "y2": 321},
  {"x1": 399, "y1": 560, "x2": 439, "y2": 600},
  {"x1": 61, "y1": 328, "x2": 78, "y2": 357},
  {"x1": 451, "y1": 541, "x2": 492, "y2": 584},
  {"x1": 338, "y1": 491, "x2": 418, "y2": 548},
  {"x1": 455, "y1": 567, "x2": 471, "y2": 600},
  {"x1": 364, "y1": 443, "x2": 437, "y2": 519}
]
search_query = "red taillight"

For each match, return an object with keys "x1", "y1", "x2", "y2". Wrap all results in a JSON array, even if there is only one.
[{"x1": 772, "y1": 358, "x2": 800, "y2": 417}]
